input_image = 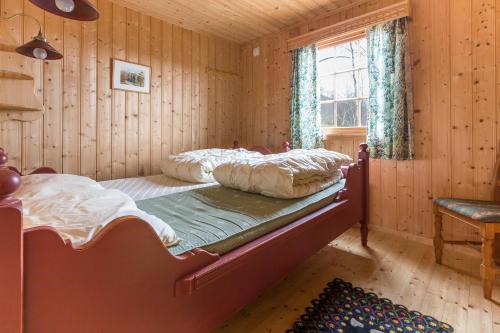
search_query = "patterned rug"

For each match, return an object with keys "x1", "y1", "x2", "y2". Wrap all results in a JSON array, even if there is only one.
[{"x1": 287, "y1": 278, "x2": 453, "y2": 333}]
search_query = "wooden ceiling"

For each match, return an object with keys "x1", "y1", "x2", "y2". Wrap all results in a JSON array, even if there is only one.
[{"x1": 109, "y1": 0, "x2": 365, "y2": 43}]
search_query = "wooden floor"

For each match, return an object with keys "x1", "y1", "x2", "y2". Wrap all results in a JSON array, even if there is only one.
[{"x1": 213, "y1": 227, "x2": 500, "y2": 333}]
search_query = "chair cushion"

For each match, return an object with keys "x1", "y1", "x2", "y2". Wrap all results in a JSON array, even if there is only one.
[{"x1": 434, "y1": 198, "x2": 500, "y2": 222}]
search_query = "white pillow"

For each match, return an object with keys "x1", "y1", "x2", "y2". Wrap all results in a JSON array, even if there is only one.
[
  {"x1": 161, "y1": 148, "x2": 262, "y2": 183},
  {"x1": 213, "y1": 149, "x2": 349, "y2": 199}
]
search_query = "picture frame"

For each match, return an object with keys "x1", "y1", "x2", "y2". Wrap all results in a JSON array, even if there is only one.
[{"x1": 112, "y1": 59, "x2": 151, "y2": 94}]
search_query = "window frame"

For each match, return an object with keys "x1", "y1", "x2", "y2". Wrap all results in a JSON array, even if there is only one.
[{"x1": 318, "y1": 34, "x2": 368, "y2": 133}]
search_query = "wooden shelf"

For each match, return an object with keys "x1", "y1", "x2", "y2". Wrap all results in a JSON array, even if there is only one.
[
  {"x1": 0, "y1": 70, "x2": 32, "y2": 80},
  {"x1": 0, "y1": 43, "x2": 45, "y2": 122}
]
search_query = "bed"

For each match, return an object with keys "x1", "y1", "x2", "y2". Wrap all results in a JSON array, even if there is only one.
[{"x1": 0, "y1": 143, "x2": 369, "y2": 333}]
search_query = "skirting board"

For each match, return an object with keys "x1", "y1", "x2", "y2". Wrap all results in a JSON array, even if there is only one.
[
  {"x1": 365, "y1": 224, "x2": 500, "y2": 285},
  {"x1": 365, "y1": 224, "x2": 481, "y2": 259}
]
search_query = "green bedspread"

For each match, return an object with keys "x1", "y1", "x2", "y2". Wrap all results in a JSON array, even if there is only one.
[{"x1": 136, "y1": 180, "x2": 346, "y2": 256}]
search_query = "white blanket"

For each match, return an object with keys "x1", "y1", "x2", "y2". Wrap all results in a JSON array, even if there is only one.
[
  {"x1": 17, "y1": 174, "x2": 178, "y2": 247},
  {"x1": 160, "y1": 148, "x2": 262, "y2": 183},
  {"x1": 99, "y1": 174, "x2": 214, "y2": 201},
  {"x1": 213, "y1": 149, "x2": 352, "y2": 199}
]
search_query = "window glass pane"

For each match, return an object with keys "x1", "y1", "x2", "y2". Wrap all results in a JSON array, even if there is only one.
[
  {"x1": 318, "y1": 37, "x2": 368, "y2": 128},
  {"x1": 320, "y1": 103, "x2": 334, "y2": 126},
  {"x1": 361, "y1": 99, "x2": 369, "y2": 126},
  {"x1": 337, "y1": 100, "x2": 358, "y2": 127},
  {"x1": 318, "y1": 46, "x2": 335, "y2": 61},
  {"x1": 319, "y1": 58, "x2": 335, "y2": 74},
  {"x1": 355, "y1": 39, "x2": 368, "y2": 68},
  {"x1": 318, "y1": 47, "x2": 335, "y2": 74},
  {"x1": 334, "y1": 42, "x2": 355, "y2": 72},
  {"x1": 358, "y1": 69, "x2": 369, "y2": 98},
  {"x1": 336, "y1": 71, "x2": 357, "y2": 99},
  {"x1": 320, "y1": 75, "x2": 335, "y2": 101}
]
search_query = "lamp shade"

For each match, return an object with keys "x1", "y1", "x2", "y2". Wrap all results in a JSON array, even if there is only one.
[
  {"x1": 16, "y1": 33, "x2": 62, "y2": 60},
  {"x1": 29, "y1": 0, "x2": 99, "y2": 21}
]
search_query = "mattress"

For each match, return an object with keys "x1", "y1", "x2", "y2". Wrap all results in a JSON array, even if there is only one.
[
  {"x1": 136, "y1": 179, "x2": 346, "y2": 256},
  {"x1": 99, "y1": 174, "x2": 215, "y2": 201}
]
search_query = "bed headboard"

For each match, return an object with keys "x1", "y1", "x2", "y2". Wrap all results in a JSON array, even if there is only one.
[{"x1": 233, "y1": 141, "x2": 291, "y2": 154}]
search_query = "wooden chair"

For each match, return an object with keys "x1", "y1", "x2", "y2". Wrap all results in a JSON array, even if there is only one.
[{"x1": 433, "y1": 158, "x2": 500, "y2": 300}]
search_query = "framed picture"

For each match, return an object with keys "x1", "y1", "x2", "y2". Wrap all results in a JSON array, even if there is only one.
[{"x1": 112, "y1": 59, "x2": 151, "y2": 93}]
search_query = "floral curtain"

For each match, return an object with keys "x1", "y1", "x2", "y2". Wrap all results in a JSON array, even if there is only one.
[
  {"x1": 290, "y1": 44, "x2": 323, "y2": 149},
  {"x1": 367, "y1": 18, "x2": 414, "y2": 160}
]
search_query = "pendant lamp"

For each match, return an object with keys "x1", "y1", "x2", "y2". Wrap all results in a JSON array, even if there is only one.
[
  {"x1": 29, "y1": 0, "x2": 99, "y2": 21},
  {"x1": 0, "y1": 13, "x2": 62, "y2": 60}
]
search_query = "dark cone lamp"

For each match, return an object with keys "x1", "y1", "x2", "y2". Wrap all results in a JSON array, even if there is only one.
[
  {"x1": 29, "y1": 0, "x2": 99, "y2": 21},
  {"x1": 1, "y1": 13, "x2": 63, "y2": 60},
  {"x1": 16, "y1": 30, "x2": 63, "y2": 60}
]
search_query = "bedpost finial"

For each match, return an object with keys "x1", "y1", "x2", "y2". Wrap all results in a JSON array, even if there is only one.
[
  {"x1": 0, "y1": 168, "x2": 21, "y2": 200},
  {"x1": 233, "y1": 141, "x2": 239, "y2": 149},
  {"x1": 358, "y1": 143, "x2": 369, "y2": 162},
  {"x1": 0, "y1": 149, "x2": 21, "y2": 202},
  {"x1": 0, "y1": 148, "x2": 7, "y2": 166}
]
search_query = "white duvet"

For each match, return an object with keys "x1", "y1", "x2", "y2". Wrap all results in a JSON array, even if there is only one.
[
  {"x1": 160, "y1": 148, "x2": 263, "y2": 183},
  {"x1": 213, "y1": 149, "x2": 352, "y2": 199},
  {"x1": 17, "y1": 174, "x2": 178, "y2": 247}
]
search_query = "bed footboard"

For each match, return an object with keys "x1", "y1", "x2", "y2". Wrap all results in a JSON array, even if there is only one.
[{"x1": 0, "y1": 149, "x2": 23, "y2": 333}]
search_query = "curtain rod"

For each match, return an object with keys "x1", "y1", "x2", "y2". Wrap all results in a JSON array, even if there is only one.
[{"x1": 287, "y1": 0, "x2": 411, "y2": 51}]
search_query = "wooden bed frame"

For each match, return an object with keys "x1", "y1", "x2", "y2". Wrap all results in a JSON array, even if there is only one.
[
  {"x1": 233, "y1": 140, "x2": 291, "y2": 155},
  {"x1": 0, "y1": 144, "x2": 369, "y2": 333}
]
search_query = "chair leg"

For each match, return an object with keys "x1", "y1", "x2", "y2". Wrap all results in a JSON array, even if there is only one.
[
  {"x1": 480, "y1": 224, "x2": 495, "y2": 299},
  {"x1": 433, "y1": 205, "x2": 444, "y2": 264},
  {"x1": 360, "y1": 219, "x2": 368, "y2": 246}
]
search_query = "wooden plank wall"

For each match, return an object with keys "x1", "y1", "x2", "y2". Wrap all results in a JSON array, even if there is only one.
[
  {"x1": 239, "y1": 0, "x2": 499, "y2": 240},
  {"x1": 0, "y1": 0, "x2": 241, "y2": 180}
]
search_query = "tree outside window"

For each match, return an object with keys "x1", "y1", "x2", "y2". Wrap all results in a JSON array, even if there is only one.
[{"x1": 318, "y1": 38, "x2": 368, "y2": 128}]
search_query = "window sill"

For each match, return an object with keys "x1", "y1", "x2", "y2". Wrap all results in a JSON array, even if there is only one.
[{"x1": 323, "y1": 127, "x2": 367, "y2": 137}]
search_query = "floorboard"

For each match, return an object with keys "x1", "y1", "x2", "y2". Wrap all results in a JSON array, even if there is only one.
[{"x1": 213, "y1": 227, "x2": 500, "y2": 333}]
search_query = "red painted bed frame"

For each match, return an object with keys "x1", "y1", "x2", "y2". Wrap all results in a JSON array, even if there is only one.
[
  {"x1": 233, "y1": 140, "x2": 291, "y2": 155},
  {"x1": 0, "y1": 144, "x2": 369, "y2": 333}
]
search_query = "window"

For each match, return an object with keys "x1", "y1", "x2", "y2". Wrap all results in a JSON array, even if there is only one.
[{"x1": 318, "y1": 38, "x2": 368, "y2": 128}]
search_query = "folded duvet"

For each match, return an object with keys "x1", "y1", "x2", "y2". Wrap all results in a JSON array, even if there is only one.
[
  {"x1": 17, "y1": 174, "x2": 179, "y2": 247},
  {"x1": 160, "y1": 148, "x2": 263, "y2": 183},
  {"x1": 213, "y1": 149, "x2": 352, "y2": 199}
]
